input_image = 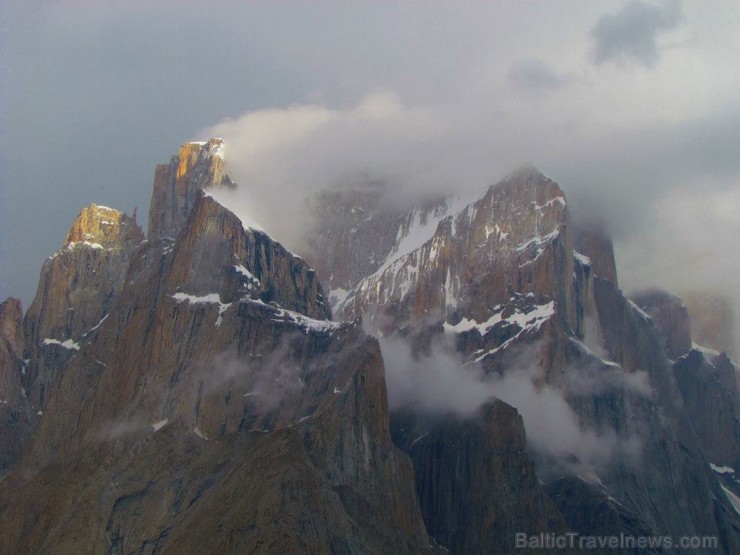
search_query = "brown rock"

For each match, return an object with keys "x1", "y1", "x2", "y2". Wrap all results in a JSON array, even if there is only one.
[
  {"x1": 22, "y1": 205, "x2": 143, "y2": 412},
  {"x1": 148, "y1": 138, "x2": 233, "y2": 241},
  {"x1": 0, "y1": 142, "x2": 430, "y2": 552},
  {"x1": 0, "y1": 297, "x2": 24, "y2": 408},
  {"x1": 0, "y1": 298, "x2": 31, "y2": 476}
]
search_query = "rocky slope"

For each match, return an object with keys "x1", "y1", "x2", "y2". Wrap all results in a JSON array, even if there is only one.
[{"x1": 0, "y1": 140, "x2": 431, "y2": 553}]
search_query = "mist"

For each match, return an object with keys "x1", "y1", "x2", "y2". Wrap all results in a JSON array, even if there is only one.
[{"x1": 378, "y1": 334, "x2": 648, "y2": 478}]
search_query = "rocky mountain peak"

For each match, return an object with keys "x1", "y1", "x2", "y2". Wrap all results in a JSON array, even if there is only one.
[
  {"x1": 148, "y1": 138, "x2": 235, "y2": 241},
  {"x1": 64, "y1": 203, "x2": 144, "y2": 249}
]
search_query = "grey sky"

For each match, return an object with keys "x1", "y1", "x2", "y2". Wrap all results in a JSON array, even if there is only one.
[{"x1": 2, "y1": 0, "x2": 739, "y2": 345}]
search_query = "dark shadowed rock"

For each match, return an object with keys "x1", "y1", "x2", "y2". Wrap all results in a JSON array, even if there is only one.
[
  {"x1": 631, "y1": 288, "x2": 692, "y2": 360},
  {"x1": 391, "y1": 400, "x2": 566, "y2": 554},
  {"x1": 673, "y1": 349, "x2": 740, "y2": 467},
  {"x1": 573, "y1": 219, "x2": 618, "y2": 286}
]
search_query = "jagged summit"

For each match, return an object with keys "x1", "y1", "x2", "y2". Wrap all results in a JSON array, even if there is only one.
[
  {"x1": 184, "y1": 137, "x2": 226, "y2": 159},
  {"x1": 149, "y1": 138, "x2": 235, "y2": 240},
  {"x1": 64, "y1": 203, "x2": 144, "y2": 249}
]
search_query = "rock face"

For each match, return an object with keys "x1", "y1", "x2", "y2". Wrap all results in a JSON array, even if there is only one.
[
  {"x1": 21, "y1": 204, "x2": 143, "y2": 412},
  {"x1": 0, "y1": 140, "x2": 431, "y2": 553},
  {"x1": 0, "y1": 298, "x2": 24, "y2": 407},
  {"x1": 0, "y1": 298, "x2": 30, "y2": 475},
  {"x1": 148, "y1": 138, "x2": 234, "y2": 240},
  {"x1": 673, "y1": 349, "x2": 740, "y2": 467},
  {"x1": 573, "y1": 219, "x2": 618, "y2": 286},
  {"x1": 335, "y1": 168, "x2": 576, "y2": 332},
  {"x1": 391, "y1": 401, "x2": 566, "y2": 554},
  {"x1": 631, "y1": 288, "x2": 692, "y2": 360},
  {"x1": 312, "y1": 168, "x2": 740, "y2": 553},
  {"x1": 682, "y1": 292, "x2": 737, "y2": 359}
]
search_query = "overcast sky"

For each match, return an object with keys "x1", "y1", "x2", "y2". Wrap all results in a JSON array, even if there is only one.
[{"x1": 2, "y1": 0, "x2": 739, "y2": 341}]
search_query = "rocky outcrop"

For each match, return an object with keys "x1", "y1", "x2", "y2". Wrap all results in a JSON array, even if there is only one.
[
  {"x1": 148, "y1": 138, "x2": 234, "y2": 241},
  {"x1": 21, "y1": 204, "x2": 143, "y2": 412},
  {"x1": 631, "y1": 288, "x2": 692, "y2": 360}
]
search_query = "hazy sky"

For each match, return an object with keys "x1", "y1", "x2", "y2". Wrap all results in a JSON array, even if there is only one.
[{"x1": 2, "y1": 0, "x2": 739, "y2": 334}]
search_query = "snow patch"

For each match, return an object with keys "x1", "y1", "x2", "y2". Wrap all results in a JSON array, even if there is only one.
[
  {"x1": 171, "y1": 293, "x2": 232, "y2": 328},
  {"x1": 693, "y1": 342, "x2": 721, "y2": 358},
  {"x1": 42, "y1": 338, "x2": 80, "y2": 350},
  {"x1": 711, "y1": 463, "x2": 735, "y2": 475},
  {"x1": 444, "y1": 301, "x2": 555, "y2": 338},
  {"x1": 628, "y1": 300, "x2": 652, "y2": 321},
  {"x1": 242, "y1": 298, "x2": 342, "y2": 333},
  {"x1": 721, "y1": 485, "x2": 740, "y2": 515},
  {"x1": 152, "y1": 419, "x2": 169, "y2": 432},
  {"x1": 574, "y1": 251, "x2": 591, "y2": 266}
]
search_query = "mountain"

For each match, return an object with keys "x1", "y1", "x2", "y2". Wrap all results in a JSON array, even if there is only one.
[
  {"x1": 310, "y1": 168, "x2": 740, "y2": 553},
  {"x1": 0, "y1": 140, "x2": 430, "y2": 553},
  {"x1": 0, "y1": 139, "x2": 738, "y2": 553}
]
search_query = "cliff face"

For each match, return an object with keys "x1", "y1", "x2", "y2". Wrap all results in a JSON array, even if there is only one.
[
  {"x1": 148, "y1": 138, "x2": 234, "y2": 241},
  {"x1": 0, "y1": 140, "x2": 431, "y2": 553},
  {"x1": 392, "y1": 401, "x2": 566, "y2": 554},
  {"x1": 573, "y1": 219, "x2": 618, "y2": 286},
  {"x1": 673, "y1": 350, "x2": 740, "y2": 467},
  {"x1": 630, "y1": 288, "x2": 692, "y2": 360},
  {"x1": 334, "y1": 169, "x2": 577, "y2": 333},
  {"x1": 0, "y1": 298, "x2": 30, "y2": 475},
  {"x1": 21, "y1": 204, "x2": 143, "y2": 413}
]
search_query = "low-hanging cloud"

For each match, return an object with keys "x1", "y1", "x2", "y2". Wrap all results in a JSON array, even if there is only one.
[
  {"x1": 378, "y1": 334, "x2": 648, "y2": 478},
  {"x1": 591, "y1": 0, "x2": 682, "y2": 68}
]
